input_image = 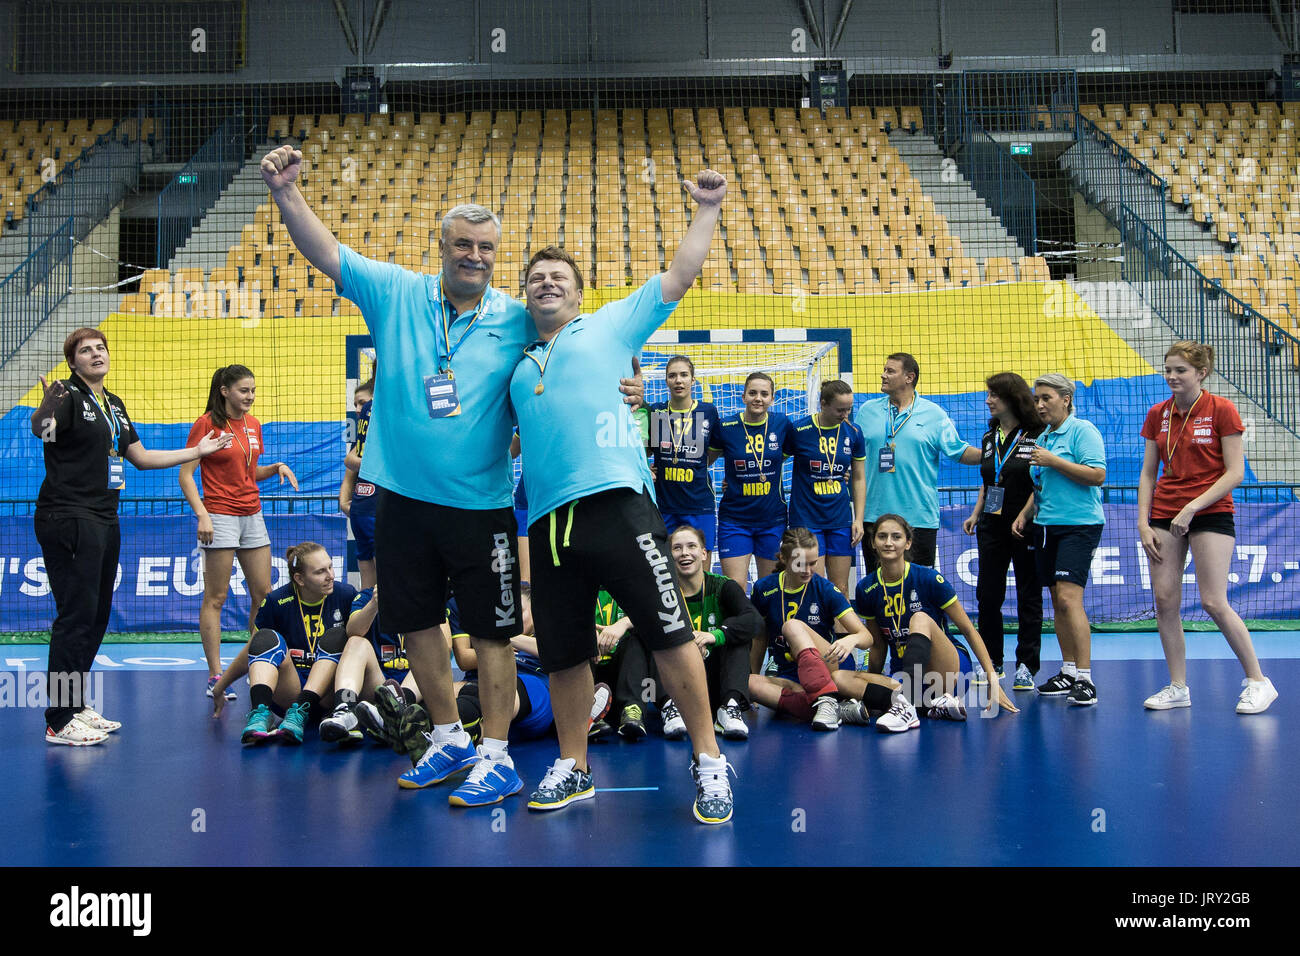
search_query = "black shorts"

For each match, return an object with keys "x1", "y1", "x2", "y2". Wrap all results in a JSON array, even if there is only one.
[
  {"x1": 528, "y1": 487, "x2": 694, "y2": 673},
  {"x1": 374, "y1": 486, "x2": 521, "y2": 639},
  {"x1": 1148, "y1": 512, "x2": 1235, "y2": 537},
  {"x1": 1033, "y1": 524, "x2": 1103, "y2": 589}
]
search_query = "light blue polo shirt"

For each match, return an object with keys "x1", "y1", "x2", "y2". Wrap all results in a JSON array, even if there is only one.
[
  {"x1": 854, "y1": 393, "x2": 971, "y2": 528},
  {"x1": 511, "y1": 275, "x2": 678, "y2": 524},
  {"x1": 336, "y1": 244, "x2": 535, "y2": 509},
  {"x1": 1031, "y1": 413, "x2": 1106, "y2": 526}
]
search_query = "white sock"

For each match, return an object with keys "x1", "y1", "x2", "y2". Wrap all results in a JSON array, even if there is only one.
[
  {"x1": 696, "y1": 751, "x2": 727, "y2": 771},
  {"x1": 480, "y1": 737, "x2": 510, "y2": 763},
  {"x1": 433, "y1": 721, "x2": 468, "y2": 745},
  {"x1": 1062, "y1": 662, "x2": 1078, "y2": 678},
  {"x1": 1076, "y1": 668, "x2": 1091, "y2": 682}
]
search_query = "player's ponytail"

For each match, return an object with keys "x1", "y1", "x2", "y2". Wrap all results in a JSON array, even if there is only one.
[
  {"x1": 205, "y1": 364, "x2": 255, "y2": 429},
  {"x1": 286, "y1": 542, "x2": 328, "y2": 586}
]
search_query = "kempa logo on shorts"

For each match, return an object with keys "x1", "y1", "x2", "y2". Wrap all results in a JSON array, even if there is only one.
[
  {"x1": 635, "y1": 533, "x2": 686, "y2": 633},
  {"x1": 490, "y1": 532, "x2": 516, "y2": 628},
  {"x1": 50, "y1": 886, "x2": 151, "y2": 936}
]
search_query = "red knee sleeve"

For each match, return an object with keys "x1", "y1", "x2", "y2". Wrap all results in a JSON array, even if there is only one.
[
  {"x1": 777, "y1": 687, "x2": 814, "y2": 721},
  {"x1": 796, "y1": 647, "x2": 838, "y2": 699}
]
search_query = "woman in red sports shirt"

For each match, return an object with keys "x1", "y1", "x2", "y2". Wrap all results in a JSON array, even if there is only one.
[
  {"x1": 1137, "y1": 341, "x2": 1277, "y2": 715},
  {"x1": 180, "y1": 365, "x2": 299, "y2": 699}
]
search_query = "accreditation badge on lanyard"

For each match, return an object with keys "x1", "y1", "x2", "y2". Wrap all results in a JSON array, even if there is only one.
[
  {"x1": 424, "y1": 279, "x2": 483, "y2": 419},
  {"x1": 91, "y1": 388, "x2": 126, "y2": 489},
  {"x1": 880, "y1": 402, "x2": 913, "y2": 473},
  {"x1": 984, "y1": 428, "x2": 1020, "y2": 515}
]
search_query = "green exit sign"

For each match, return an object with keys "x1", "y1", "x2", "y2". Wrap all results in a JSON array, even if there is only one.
[
  {"x1": 1010, "y1": 143, "x2": 1032, "y2": 156},
  {"x1": 177, "y1": 173, "x2": 197, "y2": 184}
]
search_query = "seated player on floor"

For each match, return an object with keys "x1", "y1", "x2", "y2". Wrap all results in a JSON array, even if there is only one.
[
  {"x1": 654, "y1": 524, "x2": 763, "y2": 741},
  {"x1": 854, "y1": 513, "x2": 1018, "y2": 731},
  {"x1": 316, "y1": 584, "x2": 419, "y2": 745},
  {"x1": 590, "y1": 585, "x2": 656, "y2": 741},
  {"x1": 210, "y1": 542, "x2": 358, "y2": 746},
  {"x1": 747, "y1": 527, "x2": 897, "y2": 731}
]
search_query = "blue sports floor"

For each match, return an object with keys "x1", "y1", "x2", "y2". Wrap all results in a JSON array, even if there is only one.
[{"x1": 2, "y1": 634, "x2": 1296, "y2": 867}]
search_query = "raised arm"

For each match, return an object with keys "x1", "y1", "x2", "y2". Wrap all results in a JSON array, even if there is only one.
[
  {"x1": 261, "y1": 145, "x2": 341, "y2": 287},
  {"x1": 661, "y1": 170, "x2": 727, "y2": 303}
]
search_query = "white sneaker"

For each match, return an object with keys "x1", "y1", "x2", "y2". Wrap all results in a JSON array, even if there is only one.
[
  {"x1": 713, "y1": 698, "x2": 748, "y2": 740},
  {"x1": 660, "y1": 698, "x2": 687, "y2": 739},
  {"x1": 46, "y1": 716, "x2": 109, "y2": 746},
  {"x1": 1236, "y1": 677, "x2": 1278, "y2": 714},
  {"x1": 1144, "y1": 684, "x2": 1191, "y2": 710},
  {"x1": 876, "y1": 691, "x2": 920, "y2": 733},
  {"x1": 971, "y1": 661, "x2": 988, "y2": 686},
  {"x1": 927, "y1": 692, "x2": 968, "y2": 721},
  {"x1": 810, "y1": 695, "x2": 841, "y2": 731},
  {"x1": 75, "y1": 707, "x2": 121, "y2": 732}
]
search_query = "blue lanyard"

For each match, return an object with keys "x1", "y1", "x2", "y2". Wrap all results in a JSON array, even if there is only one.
[
  {"x1": 885, "y1": 400, "x2": 914, "y2": 444},
  {"x1": 87, "y1": 385, "x2": 121, "y2": 453},
  {"x1": 991, "y1": 426, "x2": 1022, "y2": 485},
  {"x1": 435, "y1": 278, "x2": 484, "y2": 373}
]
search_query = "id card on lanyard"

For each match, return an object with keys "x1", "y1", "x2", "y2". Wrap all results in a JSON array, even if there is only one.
[
  {"x1": 880, "y1": 401, "x2": 914, "y2": 473},
  {"x1": 89, "y1": 387, "x2": 125, "y2": 490},
  {"x1": 984, "y1": 427, "x2": 1022, "y2": 515},
  {"x1": 424, "y1": 278, "x2": 483, "y2": 419}
]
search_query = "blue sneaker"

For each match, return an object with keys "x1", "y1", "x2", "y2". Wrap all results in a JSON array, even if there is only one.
[
  {"x1": 241, "y1": 704, "x2": 275, "y2": 746},
  {"x1": 275, "y1": 701, "x2": 309, "y2": 744},
  {"x1": 449, "y1": 748, "x2": 524, "y2": 807},
  {"x1": 1013, "y1": 663, "x2": 1035, "y2": 691},
  {"x1": 397, "y1": 734, "x2": 476, "y2": 790}
]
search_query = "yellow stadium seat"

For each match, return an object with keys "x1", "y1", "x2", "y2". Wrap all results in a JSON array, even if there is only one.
[
  {"x1": 1020, "y1": 256, "x2": 1050, "y2": 281},
  {"x1": 984, "y1": 257, "x2": 1016, "y2": 283}
]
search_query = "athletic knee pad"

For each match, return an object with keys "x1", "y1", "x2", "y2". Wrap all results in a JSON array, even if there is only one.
[
  {"x1": 317, "y1": 624, "x2": 348, "y2": 661},
  {"x1": 862, "y1": 682, "x2": 894, "y2": 713},
  {"x1": 894, "y1": 634, "x2": 934, "y2": 706},
  {"x1": 248, "y1": 629, "x2": 287, "y2": 667},
  {"x1": 455, "y1": 684, "x2": 483, "y2": 743}
]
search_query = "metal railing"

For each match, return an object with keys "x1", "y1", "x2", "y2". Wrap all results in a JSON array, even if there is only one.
[
  {"x1": 1071, "y1": 113, "x2": 1168, "y2": 247},
  {"x1": 0, "y1": 217, "x2": 75, "y2": 368},
  {"x1": 937, "y1": 483, "x2": 1298, "y2": 508},
  {"x1": 1116, "y1": 203, "x2": 1300, "y2": 439},
  {"x1": 952, "y1": 113, "x2": 1038, "y2": 255},
  {"x1": 21, "y1": 119, "x2": 144, "y2": 282},
  {"x1": 156, "y1": 113, "x2": 247, "y2": 267}
]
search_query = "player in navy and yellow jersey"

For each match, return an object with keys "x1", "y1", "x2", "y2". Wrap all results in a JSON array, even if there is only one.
[
  {"x1": 786, "y1": 380, "x2": 867, "y2": 597},
  {"x1": 210, "y1": 542, "x2": 358, "y2": 745},
  {"x1": 339, "y1": 377, "x2": 376, "y2": 590},
  {"x1": 747, "y1": 528, "x2": 893, "y2": 731},
  {"x1": 709, "y1": 371, "x2": 795, "y2": 589},
  {"x1": 647, "y1": 356, "x2": 723, "y2": 552},
  {"x1": 854, "y1": 514, "x2": 1017, "y2": 730}
]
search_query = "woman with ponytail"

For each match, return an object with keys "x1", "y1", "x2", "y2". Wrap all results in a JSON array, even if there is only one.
[{"x1": 180, "y1": 365, "x2": 299, "y2": 700}]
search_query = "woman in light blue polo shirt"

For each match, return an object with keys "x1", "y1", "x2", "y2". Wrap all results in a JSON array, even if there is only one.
[{"x1": 1011, "y1": 373, "x2": 1106, "y2": 707}]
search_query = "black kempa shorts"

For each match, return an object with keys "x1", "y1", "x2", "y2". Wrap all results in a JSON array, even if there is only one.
[
  {"x1": 1033, "y1": 523, "x2": 1103, "y2": 590},
  {"x1": 528, "y1": 487, "x2": 694, "y2": 673},
  {"x1": 374, "y1": 486, "x2": 521, "y2": 639}
]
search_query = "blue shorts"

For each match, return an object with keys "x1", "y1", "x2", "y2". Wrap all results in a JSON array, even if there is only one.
[
  {"x1": 808, "y1": 526, "x2": 854, "y2": 559},
  {"x1": 716, "y1": 518, "x2": 785, "y2": 561},
  {"x1": 349, "y1": 506, "x2": 376, "y2": 562},
  {"x1": 661, "y1": 512, "x2": 717, "y2": 551},
  {"x1": 514, "y1": 509, "x2": 529, "y2": 537},
  {"x1": 1033, "y1": 523, "x2": 1103, "y2": 589},
  {"x1": 510, "y1": 672, "x2": 553, "y2": 741}
]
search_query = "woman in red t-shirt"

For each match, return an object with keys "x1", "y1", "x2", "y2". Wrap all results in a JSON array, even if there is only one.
[
  {"x1": 1137, "y1": 341, "x2": 1276, "y2": 715},
  {"x1": 180, "y1": 365, "x2": 299, "y2": 698}
]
